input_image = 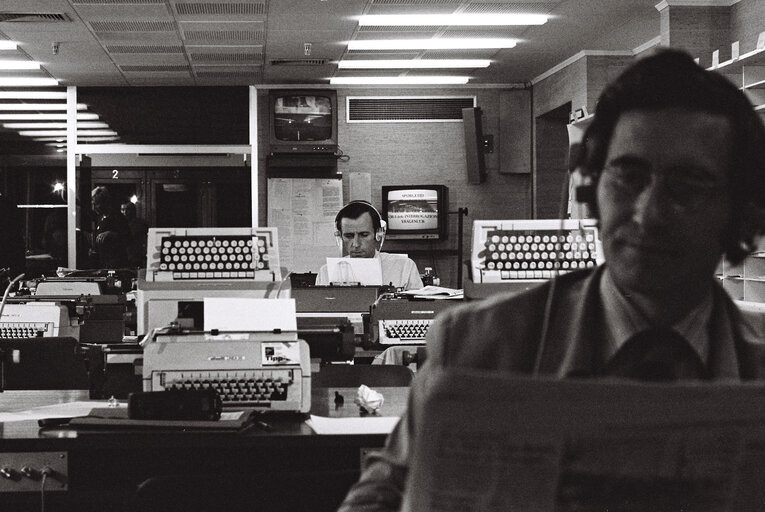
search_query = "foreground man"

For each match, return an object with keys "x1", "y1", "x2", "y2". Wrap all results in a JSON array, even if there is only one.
[{"x1": 338, "y1": 48, "x2": 765, "y2": 511}]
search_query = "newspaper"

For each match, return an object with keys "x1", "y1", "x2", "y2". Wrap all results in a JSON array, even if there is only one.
[{"x1": 403, "y1": 369, "x2": 765, "y2": 512}]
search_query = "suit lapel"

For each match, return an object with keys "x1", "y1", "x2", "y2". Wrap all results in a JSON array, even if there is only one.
[{"x1": 534, "y1": 268, "x2": 605, "y2": 378}]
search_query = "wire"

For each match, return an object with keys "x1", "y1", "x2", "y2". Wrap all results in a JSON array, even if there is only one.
[
  {"x1": 0, "y1": 272, "x2": 25, "y2": 323},
  {"x1": 275, "y1": 271, "x2": 292, "y2": 298},
  {"x1": 40, "y1": 470, "x2": 48, "y2": 512}
]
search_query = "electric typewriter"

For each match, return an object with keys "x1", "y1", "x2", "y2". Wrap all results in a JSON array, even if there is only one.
[
  {"x1": 370, "y1": 294, "x2": 462, "y2": 345},
  {"x1": 142, "y1": 328, "x2": 310, "y2": 413}
]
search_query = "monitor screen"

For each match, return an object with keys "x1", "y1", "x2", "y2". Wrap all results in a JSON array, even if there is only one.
[
  {"x1": 268, "y1": 90, "x2": 338, "y2": 154},
  {"x1": 382, "y1": 185, "x2": 448, "y2": 240},
  {"x1": 273, "y1": 95, "x2": 332, "y2": 142}
]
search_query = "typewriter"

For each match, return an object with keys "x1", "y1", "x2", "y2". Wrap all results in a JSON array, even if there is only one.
[
  {"x1": 142, "y1": 297, "x2": 310, "y2": 413},
  {"x1": 370, "y1": 295, "x2": 461, "y2": 345}
]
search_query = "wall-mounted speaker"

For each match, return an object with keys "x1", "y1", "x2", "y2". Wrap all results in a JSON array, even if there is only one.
[{"x1": 462, "y1": 107, "x2": 486, "y2": 184}]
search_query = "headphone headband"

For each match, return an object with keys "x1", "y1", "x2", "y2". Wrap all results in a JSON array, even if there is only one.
[
  {"x1": 335, "y1": 200, "x2": 382, "y2": 231},
  {"x1": 334, "y1": 200, "x2": 386, "y2": 248}
]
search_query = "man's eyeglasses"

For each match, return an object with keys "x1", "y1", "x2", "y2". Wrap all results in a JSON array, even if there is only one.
[{"x1": 600, "y1": 164, "x2": 727, "y2": 211}]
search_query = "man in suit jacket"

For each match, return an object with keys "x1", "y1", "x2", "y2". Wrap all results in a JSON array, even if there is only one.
[{"x1": 338, "y1": 48, "x2": 765, "y2": 511}]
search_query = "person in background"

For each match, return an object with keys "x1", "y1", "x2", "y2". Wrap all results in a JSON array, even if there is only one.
[
  {"x1": 90, "y1": 186, "x2": 132, "y2": 269},
  {"x1": 315, "y1": 200, "x2": 424, "y2": 290},
  {"x1": 337, "y1": 48, "x2": 765, "y2": 511},
  {"x1": 121, "y1": 201, "x2": 149, "y2": 268}
]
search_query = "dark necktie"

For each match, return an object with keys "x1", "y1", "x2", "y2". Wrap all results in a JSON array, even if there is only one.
[{"x1": 604, "y1": 328, "x2": 707, "y2": 382}]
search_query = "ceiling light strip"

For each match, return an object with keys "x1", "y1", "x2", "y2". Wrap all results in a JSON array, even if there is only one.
[
  {"x1": 338, "y1": 59, "x2": 490, "y2": 69},
  {"x1": 0, "y1": 91, "x2": 67, "y2": 100},
  {"x1": 19, "y1": 129, "x2": 118, "y2": 137},
  {"x1": 0, "y1": 103, "x2": 86, "y2": 110},
  {"x1": 0, "y1": 78, "x2": 58, "y2": 86},
  {"x1": 357, "y1": 14, "x2": 547, "y2": 26},
  {"x1": 3, "y1": 121, "x2": 108, "y2": 129},
  {"x1": 0, "y1": 61, "x2": 41, "y2": 70},
  {"x1": 330, "y1": 76, "x2": 469, "y2": 85},
  {"x1": 347, "y1": 39, "x2": 517, "y2": 50},
  {"x1": 0, "y1": 113, "x2": 98, "y2": 120}
]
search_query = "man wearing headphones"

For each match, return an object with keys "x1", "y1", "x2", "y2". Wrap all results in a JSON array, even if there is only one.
[
  {"x1": 338, "y1": 48, "x2": 765, "y2": 511},
  {"x1": 315, "y1": 200, "x2": 424, "y2": 290}
]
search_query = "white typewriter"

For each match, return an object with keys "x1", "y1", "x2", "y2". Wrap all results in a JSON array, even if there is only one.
[
  {"x1": 142, "y1": 298, "x2": 310, "y2": 413},
  {"x1": 0, "y1": 301, "x2": 80, "y2": 339},
  {"x1": 136, "y1": 227, "x2": 283, "y2": 335}
]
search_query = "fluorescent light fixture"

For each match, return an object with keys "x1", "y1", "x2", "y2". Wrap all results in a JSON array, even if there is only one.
[
  {"x1": 330, "y1": 76, "x2": 469, "y2": 85},
  {"x1": 338, "y1": 59, "x2": 490, "y2": 69},
  {"x1": 4, "y1": 121, "x2": 108, "y2": 129},
  {"x1": 358, "y1": 14, "x2": 547, "y2": 26},
  {"x1": 33, "y1": 136, "x2": 119, "y2": 142},
  {"x1": 0, "y1": 91, "x2": 66, "y2": 100},
  {"x1": 0, "y1": 103, "x2": 86, "y2": 111},
  {"x1": 0, "y1": 113, "x2": 98, "y2": 121},
  {"x1": 347, "y1": 39, "x2": 517, "y2": 50},
  {"x1": 19, "y1": 129, "x2": 118, "y2": 137},
  {"x1": 0, "y1": 60, "x2": 41, "y2": 70},
  {"x1": 0, "y1": 77, "x2": 58, "y2": 87},
  {"x1": 76, "y1": 136, "x2": 121, "y2": 142},
  {"x1": 0, "y1": 41, "x2": 17, "y2": 51}
]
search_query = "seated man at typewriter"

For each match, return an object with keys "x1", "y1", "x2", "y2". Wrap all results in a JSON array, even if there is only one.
[
  {"x1": 338, "y1": 48, "x2": 765, "y2": 511},
  {"x1": 315, "y1": 201, "x2": 424, "y2": 291}
]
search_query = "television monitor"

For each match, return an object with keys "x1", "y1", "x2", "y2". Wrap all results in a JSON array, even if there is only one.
[
  {"x1": 381, "y1": 185, "x2": 449, "y2": 240},
  {"x1": 268, "y1": 89, "x2": 338, "y2": 155}
]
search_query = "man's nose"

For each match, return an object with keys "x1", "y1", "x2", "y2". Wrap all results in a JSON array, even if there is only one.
[{"x1": 632, "y1": 176, "x2": 676, "y2": 226}]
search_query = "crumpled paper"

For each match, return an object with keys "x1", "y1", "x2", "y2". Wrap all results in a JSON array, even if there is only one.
[{"x1": 355, "y1": 384, "x2": 384, "y2": 414}]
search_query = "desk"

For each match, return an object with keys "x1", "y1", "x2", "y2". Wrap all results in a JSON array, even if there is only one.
[{"x1": 0, "y1": 386, "x2": 409, "y2": 512}]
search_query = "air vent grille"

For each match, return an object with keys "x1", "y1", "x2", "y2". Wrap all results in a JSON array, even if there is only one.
[
  {"x1": 175, "y1": 2, "x2": 265, "y2": 15},
  {"x1": 183, "y1": 30, "x2": 264, "y2": 42},
  {"x1": 107, "y1": 45, "x2": 184, "y2": 53},
  {"x1": 270, "y1": 59, "x2": 328, "y2": 66},
  {"x1": 74, "y1": 0, "x2": 163, "y2": 4},
  {"x1": 0, "y1": 12, "x2": 70, "y2": 22},
  {"x1": 191, "y1": 53, "x2": 261, "y2": 63},
  {"x1": 348, "y1": 96, "x2": 474, "y2": 122},
  {"x1": 120, "y1": 65, "x2": 190, "y2": 72},
  {"x1": 90, "y1": 20, "x2": 175, "y2": 32},
  {"x1": 195, "y1": 70, "x2": 258, "y2": 78},
  {"x1": 371, "y1": 0, "x2": 461, "y2": 4},
  {"x1": 464, "y1": 3, "x2": 557, "y2": 14},
  {"x1": 358, "y1": 26, "x2": 438, "y2": 33}
]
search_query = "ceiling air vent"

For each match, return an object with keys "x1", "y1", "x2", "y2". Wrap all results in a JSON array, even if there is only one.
[
  {"x1": 175, "y1": 2, "x2": 266, "y2": 16},
  {"x1": 347, "y1": 96, "x2": 475, "y2": 123},
  {"x1": 270, "y1": 59, "x2": 328, "y2": 66},
  {"x1": 0, "y1": 12, "x2": 71, "y2": 22}
]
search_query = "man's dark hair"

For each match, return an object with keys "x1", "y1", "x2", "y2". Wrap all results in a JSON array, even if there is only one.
[
  {"x1": 578, "y1": 47, "x2": 765, "y2": 264},
  {"x1": 335, "y1": 201, "x2": 382, "y2": 233}
]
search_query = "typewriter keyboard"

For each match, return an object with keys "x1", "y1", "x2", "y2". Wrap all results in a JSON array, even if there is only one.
[
  {"x1": 479, "y1": 228, "x2": 599, "y2": 282},
  {"x1": 0, "y1": 323, "x2": 49, "y2": 338},
  {"x1": 159, "y1": 369, "x2": 295, "y2": 406},
  {"x1": 379, "y1": 319, "x2": 433, "y2": 345},
  {"x1": 158, "y1": 235, "x2": 272, "y2": 280}
]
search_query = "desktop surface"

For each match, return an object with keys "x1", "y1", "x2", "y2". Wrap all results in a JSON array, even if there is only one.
[{"x1": 0, "y1": 386, "x2": 409, "y2": 511}]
